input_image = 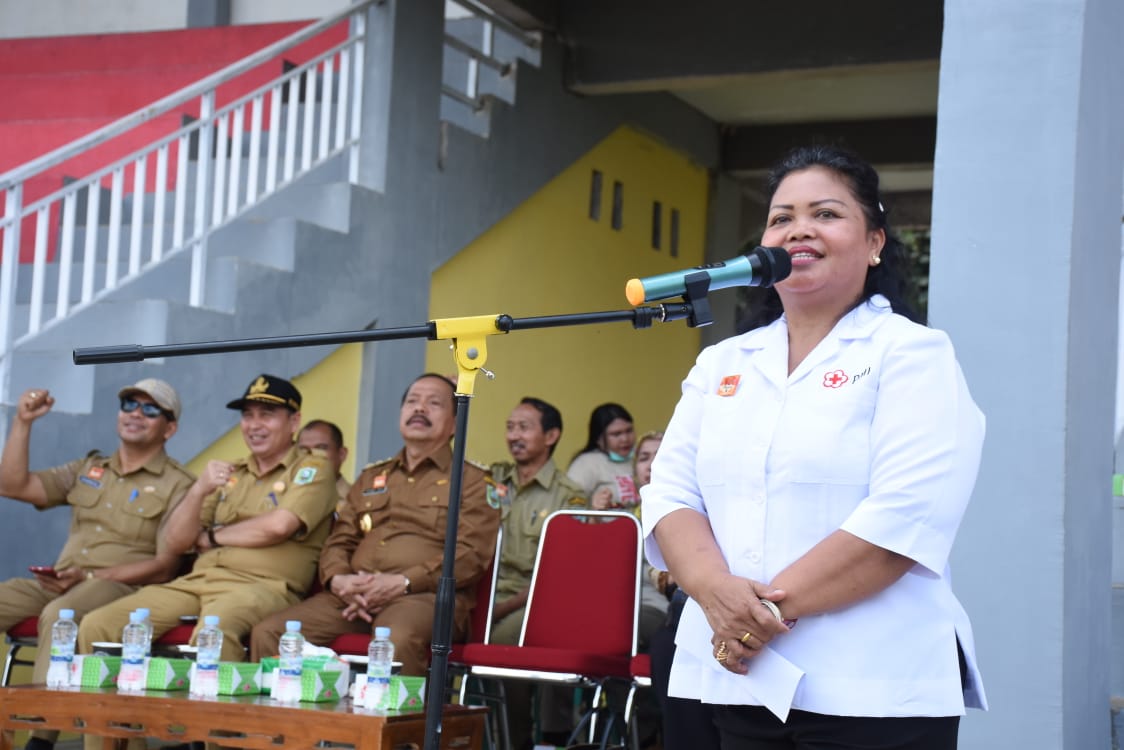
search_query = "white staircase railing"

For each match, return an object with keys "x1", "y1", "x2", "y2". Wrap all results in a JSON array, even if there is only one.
[
  {"x1": 442, "y1": 0, "x2": 540, "y2": 111},
  {"x1": 0, "y1": 1, "x2": 377, "y2": 386}
]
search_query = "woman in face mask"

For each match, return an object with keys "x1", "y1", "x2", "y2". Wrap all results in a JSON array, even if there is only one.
[{"x1": 567, "y1": 402, "x2": 637, "y2": 511}]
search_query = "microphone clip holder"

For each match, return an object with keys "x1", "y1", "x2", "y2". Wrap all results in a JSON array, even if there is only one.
[{"x1": 681, "y1": 270, "x2": 713, "y2": 328}]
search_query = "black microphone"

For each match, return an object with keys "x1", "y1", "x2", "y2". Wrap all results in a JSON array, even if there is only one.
[{"x1": 625, "y1": 245, "x2": 792, "y2": 306}]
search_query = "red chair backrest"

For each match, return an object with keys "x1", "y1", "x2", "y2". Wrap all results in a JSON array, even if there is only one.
[{"x1": 520, "y1": 510, "x2": 641, "y2": 656}]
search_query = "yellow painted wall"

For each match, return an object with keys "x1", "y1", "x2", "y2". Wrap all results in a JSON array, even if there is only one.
[
  {"x1": 186, "y1": 344, "x2": 362, "y2": 481},
  {"x1": 426, "y1": 126, "x2": 709, "y2": 465}
]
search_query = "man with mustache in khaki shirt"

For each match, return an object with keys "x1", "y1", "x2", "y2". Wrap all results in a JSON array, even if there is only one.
[{"x1": 250, "y1": 373, "x2": 499, "y2": 675}]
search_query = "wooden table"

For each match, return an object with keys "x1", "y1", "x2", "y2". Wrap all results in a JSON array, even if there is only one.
[{"x1": 0, "y1": 685, "x2": 486, "y2": 750}]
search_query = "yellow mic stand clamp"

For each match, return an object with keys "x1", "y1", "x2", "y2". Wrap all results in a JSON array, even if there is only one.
[{"x1": 433, "y1": 314, "x2": 509, "y2": 397}]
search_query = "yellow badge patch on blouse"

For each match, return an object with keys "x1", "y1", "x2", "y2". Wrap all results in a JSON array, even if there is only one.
[{"x1": 717, "y1": 374, "x2": 741, "y2": 397}]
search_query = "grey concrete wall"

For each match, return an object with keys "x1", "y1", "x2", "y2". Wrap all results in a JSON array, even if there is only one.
[
  {"x1": 229, "y1": 0, "x2": 347, "y2": 25},
  {"x1": 0, "y1": 0, "x2": 344, "y2": 38},
  {"x1": 931, "y1": 0, "x2": 1124, "y2": 747},
  {"x1": 0, "y1": 0, "x2": 190, "y2": 38}
]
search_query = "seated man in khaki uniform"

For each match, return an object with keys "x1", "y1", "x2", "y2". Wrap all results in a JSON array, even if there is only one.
[
  {"x1": 488, "y1": 397, "x2": 587, "y2": 748},
  {"x1": 250, "y1": 373, "x2": 500, "y2": 674},
  {"x1": 79, "y1": 374, "x2": 337, "y2": 663},
  {"x1": 0, "y1": 379, "x2": 194, "y2": 750},
  {"x1": 489, "y1": 397, "x2": 587, "y2": 644}
]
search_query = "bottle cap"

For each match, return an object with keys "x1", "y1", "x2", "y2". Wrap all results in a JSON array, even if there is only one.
[
  {"x1": 129, "y1": 611, "x2": 144, "y2": 623},
  {"x1": 203, "y1": 615, "x2": 220, "y2": 627},
  {"x1": 59, "y1": 609, "x2": 75, "y2": 619},
  {"x1": 285, "y1": 620, "x2": 301, "y2": 632},
  {"x1": 137, "y1": 608, "x2": 150, "y2": 618},
  {"x1": 374, "y1": 626, "x2": 391, "y2": 639}
]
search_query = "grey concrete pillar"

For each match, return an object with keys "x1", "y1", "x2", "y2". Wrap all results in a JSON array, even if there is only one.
[
  {"x1": 186, "y1": 0, "x2": 230, "y2": 27},
  {"x1": 931, "y1": 0, "x2": 1124, "y2": 747},
  {"x1": 352, "y1": 0, "x2": 446, "y2": 460}
]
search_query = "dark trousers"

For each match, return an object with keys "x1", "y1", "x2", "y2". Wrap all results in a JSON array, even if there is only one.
[
  {"x1": 649, "y1": 589, "x2": 720, "y2": 750},
  {"x1": 712, "y1": 705, "x2": 959, "y2": 750}
]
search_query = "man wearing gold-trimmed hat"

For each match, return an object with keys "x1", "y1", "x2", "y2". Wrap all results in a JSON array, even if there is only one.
[
  {"x1": 78, "y1": 373, "x2": 337, "y2": 664},
  {"x1": 0, "y1": 379, "x2": 194, "y2": 750}
]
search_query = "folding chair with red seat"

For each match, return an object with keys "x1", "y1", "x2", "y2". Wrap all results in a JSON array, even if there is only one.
[
  {"x1": 1, "y1": 616, "x2": 40, "y2": 686},
  {"x1": 624, "y1": 653, "x2": 651, "y2": 748},
  {"x1": 457, "y1": 509, "x2": 642, "y2": 750}
]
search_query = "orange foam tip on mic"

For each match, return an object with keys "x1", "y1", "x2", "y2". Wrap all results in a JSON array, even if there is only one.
[{"x1": 625, "y1": 278, "x2": 646, "y2": 306}]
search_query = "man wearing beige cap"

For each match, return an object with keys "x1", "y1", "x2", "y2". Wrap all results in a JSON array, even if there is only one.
[
  {"x1": 0, "y1": 379, "x2": 194, "y2": 750},
  {"x1": 79, "y1": 373, "x2": 337, "y2": 665}
]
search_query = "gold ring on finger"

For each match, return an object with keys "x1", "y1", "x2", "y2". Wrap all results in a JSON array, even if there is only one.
[
  {"x1": 715, "y1": 641, "x2": 729, "y2": 663},
  {"x1": 739, "y1": 631, "x2": 754, "y2": 645}
]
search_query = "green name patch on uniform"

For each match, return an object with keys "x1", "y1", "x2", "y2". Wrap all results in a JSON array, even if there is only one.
[{"x1": 294, "y1": 467, "x2": 318, "y2": 485}]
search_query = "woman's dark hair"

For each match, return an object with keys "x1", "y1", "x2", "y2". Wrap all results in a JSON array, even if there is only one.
[
  {"x1": 738, "y1": 144, "x2": 922, "y2": 332},
  {"x1": 573, "y1": 402, "x2": 633, "y2": 461}
]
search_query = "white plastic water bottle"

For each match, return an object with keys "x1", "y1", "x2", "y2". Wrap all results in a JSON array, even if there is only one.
[
  {"x1": 135, "y1": 607, "x2": 153, "y2": 656},
  {"x1": 46, "y1": 608, "x2": 77, "y2": 688},
  {"x1": 363, "y1": 626, "x2": 394, "y2": 710},
  {"x1": 272, "y1": 620, "x2": 304, "y2": 703},
  {"x1": 117, "y1": 610, "x2": 148, "y2": 692},
  {"x1": 190, "y1": 615, "x2": 223, "y2": 698}
]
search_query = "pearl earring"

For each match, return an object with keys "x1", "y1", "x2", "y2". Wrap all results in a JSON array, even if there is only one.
[{"x1": 871, "y1": 256, "x2": 881, "y2": 266}]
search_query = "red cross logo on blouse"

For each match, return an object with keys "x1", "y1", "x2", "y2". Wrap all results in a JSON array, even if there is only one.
[{"x1": 823, "y1": 369, "x2": 848, "y2": 388}]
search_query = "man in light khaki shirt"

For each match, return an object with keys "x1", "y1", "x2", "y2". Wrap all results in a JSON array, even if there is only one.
[
  {"x1": 489, "y1": 397, "x2": 587, "y2": 644},
  {"x1": 488, "y1": 397, "x2": 587, "y2": 748},
  {"x1": 78, "y1": 374, "x2": 337, "y2": 663},
  {"x1": 0, "y1": 379, "x2": 194, "y2": 750}
]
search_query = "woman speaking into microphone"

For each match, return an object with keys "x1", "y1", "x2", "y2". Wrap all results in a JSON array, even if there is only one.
[{"x1": 641, "y1": 144, "x2": 986, "y2": 750}]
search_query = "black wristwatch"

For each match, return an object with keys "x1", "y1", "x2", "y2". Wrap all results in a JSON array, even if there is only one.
[{"x1": 207, "y1": 526, "x2": 222, "y2": 548}]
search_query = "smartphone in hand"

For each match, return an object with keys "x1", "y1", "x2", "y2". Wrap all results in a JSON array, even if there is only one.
[{"x1": 29, "y1": 565, "x2": 59, "y2": 578}]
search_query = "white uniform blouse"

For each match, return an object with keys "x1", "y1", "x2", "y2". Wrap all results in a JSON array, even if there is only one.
[{"x1": 641, "y1": 296, "x2": 987, "y2": 720}]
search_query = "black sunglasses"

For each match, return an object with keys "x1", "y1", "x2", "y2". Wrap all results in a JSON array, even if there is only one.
[{"x1": 120, "y1": 398, "x2": 173, "y2": 421}]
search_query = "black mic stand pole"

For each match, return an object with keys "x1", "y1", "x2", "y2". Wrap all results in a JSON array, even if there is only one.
[{"x1": 73, "y1": 293, "x2": 710, "y2": 750}]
